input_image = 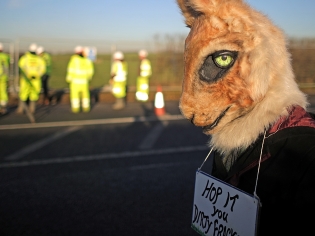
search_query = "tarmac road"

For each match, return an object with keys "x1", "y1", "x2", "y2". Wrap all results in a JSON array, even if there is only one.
[
  {"x1": 0, "y1": 95, "x2": 314, "y2": 236},
  {"x1": 0, "y1": 101, "x2": 212, "y2": 236}
]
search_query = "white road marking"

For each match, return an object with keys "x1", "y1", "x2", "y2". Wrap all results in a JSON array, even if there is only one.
[
  {"x1": 138, "y1": 121, "x2": 169, "y2": 150},
  {"x1": 0, "y1": 114, "x2": 184, "y2": 130},
  {"x1": 4, "y1": 126, "x2": 82, "y2": 161},
  {"x1": 128, "y1": 162, "x2": 183, "y2": 171},
  {"x1": 0, "y1": 145, "x2": 209, "y2": 168}
]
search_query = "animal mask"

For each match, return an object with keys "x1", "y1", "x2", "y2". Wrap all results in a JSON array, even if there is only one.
[{"x1": 177, "y1": 0, "x2": 307, "y2": 154}]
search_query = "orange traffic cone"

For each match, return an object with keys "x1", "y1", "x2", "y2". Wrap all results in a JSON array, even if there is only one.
[{"x1": 154, "y1": 85, "x2": 165, "y2": 116}]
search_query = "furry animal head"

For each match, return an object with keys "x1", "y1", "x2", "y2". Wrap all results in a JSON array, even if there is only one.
[{"x1": 177, "y1": 0, "x2": 307, "y2": 154}]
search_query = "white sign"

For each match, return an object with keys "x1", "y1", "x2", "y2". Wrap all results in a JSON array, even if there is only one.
[
  {"x1": 192, "y1": 171, "x2": 260, "y2": 236},
  {"x1": 84, "y1": 47, "x2": 97, "y2": 62}
]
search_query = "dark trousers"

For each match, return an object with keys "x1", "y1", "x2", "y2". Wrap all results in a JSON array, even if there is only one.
[{"x1": 41, "y1": 74, "x2": 50, "y2": 100}]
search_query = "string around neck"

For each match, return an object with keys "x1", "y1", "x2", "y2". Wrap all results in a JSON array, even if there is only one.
[
  {"x1": 254, "y1": 130, "x2": 267, "y2": 198},
  {"x1": 199, "y1": 130, "x2": 266, "y2": 201},
  {"x1": 198, "y1": 146, "x2": 214, "y2": 171}
]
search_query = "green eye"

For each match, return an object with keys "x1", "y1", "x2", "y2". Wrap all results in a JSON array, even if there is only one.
[{"x1": 214, "y1": 54, "x2": 234, "y2": 68}]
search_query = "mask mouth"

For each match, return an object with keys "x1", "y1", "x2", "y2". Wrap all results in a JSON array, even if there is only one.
[{"x1": 202, "y1": 106, "x2": 231, "y2": 132}]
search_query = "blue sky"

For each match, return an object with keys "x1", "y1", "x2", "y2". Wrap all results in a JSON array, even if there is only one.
[{"x1": 0, "y1": 0, "x2": 314, "y2": 52}]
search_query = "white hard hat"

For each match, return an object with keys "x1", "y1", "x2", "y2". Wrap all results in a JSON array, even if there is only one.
[
  {"x1": 113, "y1": 51, "x2": 124, "y2": 60},
  {"x1": 36, "y1": 46, "x2": 44, "y2": 55},
  {"x1": 74, "y1": 45, "x2": 83, "y2": 53},
  {"x1": 138, "y1": 50, "x2": 148, "y2": 57},
  {"x1": 29, "y1": 43, "x2": 37, "y2": 52},
  {"x1": 0, "y1": 43, "x2": 3, "y2": 50}
]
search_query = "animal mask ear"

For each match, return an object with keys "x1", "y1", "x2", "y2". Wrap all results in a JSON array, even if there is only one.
[
  {"x1": 177, "y1": 0, "x2": 243, "y2": 27},
  {"x1": 176, "y1": 0, "x2": 204, "y2": 27}
]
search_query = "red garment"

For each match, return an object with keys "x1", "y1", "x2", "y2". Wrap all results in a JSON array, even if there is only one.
[{"x1": 269, "y1": 106, "x2": 315, "y2": 134}]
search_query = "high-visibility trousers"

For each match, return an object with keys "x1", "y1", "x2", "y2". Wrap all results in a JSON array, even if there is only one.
[
  {"x1": 0, "y1": 75, "x2": 8, "y2": 106},
  {"x1": 112, "y1": 81, "x2": 127, "y2": 98},
  {"x1": 136, "y1": 76, "x2": 149, "y2": 101},
  {"x1": 69, "y1": 82, "x2": 90, "y2": 113},
  {"x1": 19, "y1": 76, "x2": 41, "y2": 102}
]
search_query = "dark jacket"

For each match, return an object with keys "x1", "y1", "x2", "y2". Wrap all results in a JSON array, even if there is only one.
[{"x1": 212, "y1": 106, "x2": 315, "y2": 235}]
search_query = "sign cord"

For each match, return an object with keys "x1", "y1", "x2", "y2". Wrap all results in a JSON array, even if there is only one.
[
  {"x1": 198, "y1": 146, "x2": 214, "y2": 171},
  {"x1": 254, "y1": 130, "x2": 266, "y2": 198}
]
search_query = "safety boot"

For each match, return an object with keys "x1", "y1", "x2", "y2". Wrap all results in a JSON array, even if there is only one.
[
  {"x1": 82, "y1": 107, "x2": 90, "y2": 113},
  {"x1": 112, "y1": 98, "x2": 125, "y2": 110},
  {"x1": 71, "y1": 107, "x2": 80, "y2": 113},
  {"x1": 0, "y1": 106, "x2": 7, "y2": 114}
]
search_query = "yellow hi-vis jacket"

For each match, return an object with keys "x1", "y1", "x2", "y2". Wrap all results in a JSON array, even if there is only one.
[
  {"x1": 19, "y1": 52, "x2": 46, "y2": 80},
  {"x1": 66, "y1": 54, "x2": 94, "y2": 84},
  {"x1": 111, "y1": 60, "x2": 128, "y2": 98},
  {"x1": 0, "y1": 52, "x2": 10, "y2": 80},
  {"x1": 136, "y1": 58, "x2": 151, "y2": 101},
  {"x1": 0, "y1": 52, "x2": 10, "y2": 105},
  {"x1": 18, "y1": 52, "x2": 46, "y2": 101},
  {"x1": 41, "y1": 52, "x2": 52, "y2": 76},
  {"x1": 139, "y1": 58, "x2": 151, "y2": 77}
]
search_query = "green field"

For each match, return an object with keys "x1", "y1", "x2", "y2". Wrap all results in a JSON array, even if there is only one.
[
  {"x1": 49, "y1": 52, "x2": 184, "y2": 90},
  {"x1": 48, "y1": 48, "x2": 315, "y2": 91}
]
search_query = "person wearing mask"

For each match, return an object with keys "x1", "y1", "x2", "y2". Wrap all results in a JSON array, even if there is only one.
[
  {"x1": 110, "y1": 51, "x2": 128, "y2": 110},
  {"x1": 66, "y1": 46, "x2": 94, "y2": 113},
  {"x1": 136, "y1": 49, "x2": 152, "y2": 102},
  {"x1": 36, "y1": 46, "x2": 52, "y2": 105},
  {"x1": 16, "y1": 43, "x2": 46, "y2": 114},
  {"x1": 0, "y1": 42, "x2": 10, "y2": 114}
]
